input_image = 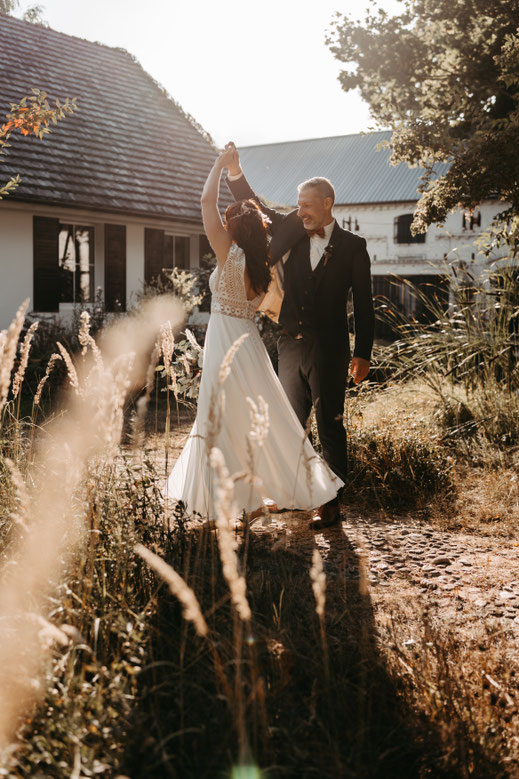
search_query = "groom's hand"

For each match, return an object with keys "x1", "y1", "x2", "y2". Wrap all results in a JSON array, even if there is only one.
[
  {"x1": 224, "y1": 141, "x2": 242, "y2": 177},
  {"x1": 349, "y1": 356, "x2": 370, "y2": 384}
]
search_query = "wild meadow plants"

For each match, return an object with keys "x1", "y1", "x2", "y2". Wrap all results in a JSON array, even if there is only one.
[{"x1": 0, "y1": 278, "x2": 518, "y2": 777}]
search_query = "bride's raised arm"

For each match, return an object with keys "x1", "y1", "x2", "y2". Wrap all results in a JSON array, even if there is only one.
[{"x1": 200, "y1": 150, "x2": 234, "y2": 268}]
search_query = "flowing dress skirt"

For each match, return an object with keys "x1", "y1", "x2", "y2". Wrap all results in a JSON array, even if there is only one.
[{"x1": 166, "y1": 312, "x2": 343, "y2": 517}]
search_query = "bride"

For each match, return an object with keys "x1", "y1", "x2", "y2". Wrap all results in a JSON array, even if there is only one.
[{"x1": 166, "y1": 147, "x2": 343, "y2": 522}]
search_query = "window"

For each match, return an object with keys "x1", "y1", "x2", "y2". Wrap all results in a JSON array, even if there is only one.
[
  {"x1": 58, "y1": 224, "x2": 94, "y2": 303},
  {"x1": 394, "y1": 214, "x2": 426, "y2": 244},
  {"x1": 163, "y1": 234, "x2": 190, "y2": 270},
  {"x1": 462, "y1": 210, "x2": 481, "y2": 230},
  {"x1": 373, "y1": 274, "x2": 449, "y2": 340},
  {"x1": 342, "y1": 217, "x2": 359, "y2": 231}
]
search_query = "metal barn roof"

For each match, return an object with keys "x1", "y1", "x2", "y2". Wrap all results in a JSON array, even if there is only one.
[{"x1": 238, "y1": 132, "x2": 449, "y2": 207}]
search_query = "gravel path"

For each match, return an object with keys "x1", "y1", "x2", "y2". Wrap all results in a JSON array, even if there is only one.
[
  {"x1": 159, "y1": 425, "x2": 519, "y2": 633},
  {"x1": 252, "y1": 508, "x2": 519, "y2": 631}
]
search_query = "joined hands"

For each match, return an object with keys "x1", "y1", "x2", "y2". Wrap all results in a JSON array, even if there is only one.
[{"x1": 216, "y1": 141, "x2": 242, "y2": 176}]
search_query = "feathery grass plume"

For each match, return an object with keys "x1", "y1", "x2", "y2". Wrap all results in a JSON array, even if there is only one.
[
  {"x1": 206, "y1": 388, "x2": 226, "y2": 454},
  {"x1": 33, "y1": 353, "x2": 61, "y2": 407},
  {"x1": 185, "y1": 327, "x2": 202, "y2": 352},
  {"x1": 247, "y1": 395, "x2": 270, "y2": 447},
  {"x1": 11, "y1": 321, "x2": 38, "y2": 400},
  {"x1": 78, "y1": 310, "x2": 103, "y2": 373},
  {"x1": 31, "y1": 614, "x2": 70, "y2": 651},
  {"x1": 0, "y1": 299, "x2": 29, "y2": 415},
  {"x1": 0, "y1": 294, "x2": 185, "y2": 748},
  {"x1": 135, "y1": 544, "x2": 208, "y2": 637},
  {"x1": 218, "y1": 333, "x2": 248, "y2": 385},
  {"x1": 210, "y1": 447, "x2": 252, "y2": 623},
  {"x1": 160, "y1": 320, "x2": 174, "y2": 378},
  {"x1": 4, "y1": 458, "x2": 30, "y2": 532},
  {"x1": 310, "y1": 548, "x2": 326, "y2": 618},
  {"x1": 56, "y1": 342, "x2": 80, "y2": 395}
]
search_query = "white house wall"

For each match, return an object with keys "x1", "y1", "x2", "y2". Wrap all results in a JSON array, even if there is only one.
[
  {"x1": 0, "y1": 201, "x2": 204, "y2": 330},
  {"x1": 126, "y1": 223, "x2": 144, "y2": 307},
  {"x1": 0, "y1": 208, "x2": 33, "y2": 329},
  {"x1": 333, "y1": 200, "x2": 506, "y2": 277}
]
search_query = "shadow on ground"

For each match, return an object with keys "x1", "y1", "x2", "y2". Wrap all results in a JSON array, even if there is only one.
[{"x1": 122, "y1": 519, "x2": 504, "y2": 778}]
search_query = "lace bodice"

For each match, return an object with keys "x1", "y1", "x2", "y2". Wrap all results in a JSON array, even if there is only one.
[{"x1": 209, "y1": 243, "x2": 262, "y2": 321}]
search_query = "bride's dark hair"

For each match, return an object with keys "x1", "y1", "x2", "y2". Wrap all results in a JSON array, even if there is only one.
[{"x1": 224, "y1": 199, "x2": 271, "y2": 295}]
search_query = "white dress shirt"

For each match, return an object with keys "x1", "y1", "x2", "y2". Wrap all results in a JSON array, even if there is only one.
[{"x1": 308, "y1": 219, "x2": 335, "y2": 270}]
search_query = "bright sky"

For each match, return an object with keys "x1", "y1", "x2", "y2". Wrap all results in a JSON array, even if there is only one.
[{"x1": 15, "y1": 0, "x2": 401, "y2": 147}]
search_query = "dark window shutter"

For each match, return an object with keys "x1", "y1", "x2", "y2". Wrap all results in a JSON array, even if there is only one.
[
  {"x1": 395, "y1": 214, "x2": 426, "y2": 244},
  {"x1": 144, "y1": 227, "x2": 164, "y2": 284},
  {"x1": 33, "y1": 216, "x2": 59, "y2": 312},
  {"x1": 104, "y1": 224, "x2": 126, "y2": 312}
]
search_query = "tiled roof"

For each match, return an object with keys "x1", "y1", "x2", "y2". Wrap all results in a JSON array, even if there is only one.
[
  {"x1": 238, "y1": 132, "x2": 450, "y2": 207},
  {"x1": 0, "y1": 14, "x2": 228, "y2": 221}
]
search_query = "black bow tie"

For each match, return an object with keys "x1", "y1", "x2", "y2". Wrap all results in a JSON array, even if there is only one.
[{"x1": 306, "y1": 227, "x2": 325, "y2": 238}]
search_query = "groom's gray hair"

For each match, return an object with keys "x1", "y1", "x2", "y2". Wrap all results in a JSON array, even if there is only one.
[{"x1": 298, "y1": 177, "x2": 335, "y2": 204}]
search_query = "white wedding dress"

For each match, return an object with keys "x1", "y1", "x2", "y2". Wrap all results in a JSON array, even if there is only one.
[{"x1": 166, "y1": 242, "x2": 343, "y2": 517}]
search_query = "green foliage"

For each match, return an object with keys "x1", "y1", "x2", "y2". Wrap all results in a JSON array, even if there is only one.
[
  {"x1": 22, "y1": 4, "x2": 47, "y2": 24},
  {"x1": 0, "y1": 0, "x2": 18, "y2": 13},
  {"x1": 378, "y1": 264, "x2": 519, "y2": 393},
  {"x1": 1, "y1": 90, "x2": 77, "y2": 198},
  {"x1": 327, "y1": 0, "x2": 519, "y2": 231}
]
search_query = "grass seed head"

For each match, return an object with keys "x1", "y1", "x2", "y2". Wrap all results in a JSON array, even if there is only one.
[{"x1": 135, "y1": 544, "x2": 208, "y2": 637}]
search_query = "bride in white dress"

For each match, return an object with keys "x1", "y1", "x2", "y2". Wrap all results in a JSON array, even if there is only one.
[{"x1": 166, "y1": 148, "x2": 343, "y2": 520}]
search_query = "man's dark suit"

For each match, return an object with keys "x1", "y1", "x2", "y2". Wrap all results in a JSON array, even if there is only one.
[{"x1": 227, "y1": 173, "x2": 375, "y2": 484}]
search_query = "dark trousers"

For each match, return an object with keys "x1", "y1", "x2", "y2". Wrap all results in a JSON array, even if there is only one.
[{"x1": 277, "y1": 333, "x2": 348, "y2": 485}]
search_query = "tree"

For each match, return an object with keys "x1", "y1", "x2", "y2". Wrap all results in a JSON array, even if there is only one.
[
  {"x1": 327, "y1": 0, "x2": 519, "y2": 235},
  {"x1": 1, "y1": 90, "x2": 78, "y2": 198},
  {"x1": 0, "y1": 0, "x2": 48, "y2": 25}
]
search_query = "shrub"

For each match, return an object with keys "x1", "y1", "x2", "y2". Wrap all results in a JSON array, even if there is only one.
[{"x1": 346, "y1": 421, "x2": 455, "y2": 510}]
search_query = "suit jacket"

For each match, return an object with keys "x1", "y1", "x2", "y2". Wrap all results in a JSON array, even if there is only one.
[{"x1": 226, "y1": 173, "x2": 375, "y2": 361}]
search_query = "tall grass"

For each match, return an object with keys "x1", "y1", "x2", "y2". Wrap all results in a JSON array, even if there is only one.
[
  {"x1": 376, "y1": 263, "x2": 519, "y2": 460},
  {"x1": 0, "y1": 286, "x2": 518, "y2": 777}
]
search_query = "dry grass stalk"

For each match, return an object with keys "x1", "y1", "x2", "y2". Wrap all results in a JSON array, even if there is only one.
[
  {"x1": 4, "y1": 458, "x2": 30, "y2": 532},
  {"x1": 56, "y1": 342, "x2": 80, "y2": 395},
  {"x1": 11, "y1": 321, "x2": 39, "y2": 400},
  {"x1": 210, "y1": 447, "x2": 252, "y2": 623},
  {"x1": 310, "y1": 548, "x2": 326, "y2": 618},
  {"x1": 0, "y1": 294, "x2": 185, "y2": 748},
  {"x1": 0, "y1": 299, "x2": 29, "y2": 415},
  {"x1": 33, "y1": 353, "x2": 61, "y2": 407},
  {"x1": 160, "y1": 321, "x2": 174, "y2": 379},
  {"x1": 135, "y1": 544, "x2": 208, "y2": 637},
  {"x1": 133, "y1": 340, "x2": 161, "y2": 446},
  {"x1": 78, "y1": 310, "x2": 103, "y2": 372},
  {"x1": 185, "y1": 327, "x2": 202, "y2": 352},
  {"x1": 218, "y1": 333, "x2": 248, "y2": 385},
  {"x1": 247, "y1": 395, "x2": 270, "y2": 447}
]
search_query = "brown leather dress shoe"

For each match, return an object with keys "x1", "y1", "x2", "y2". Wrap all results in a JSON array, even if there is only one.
[{"x1": 309, "y1": 499, "x2": 340, "y2": 530}]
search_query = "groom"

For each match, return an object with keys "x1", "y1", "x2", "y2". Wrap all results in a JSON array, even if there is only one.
[{"x1": 225, "y1": 142, "x2": 375, "y2": 528}]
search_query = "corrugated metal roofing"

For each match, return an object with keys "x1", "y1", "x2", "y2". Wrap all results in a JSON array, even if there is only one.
[
  {"x1": 238, "y1": 132, "x2": 449, "y2": 207},
  {"x1": 0, "y1": 14, "x2": 229, "y2": 221}
]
